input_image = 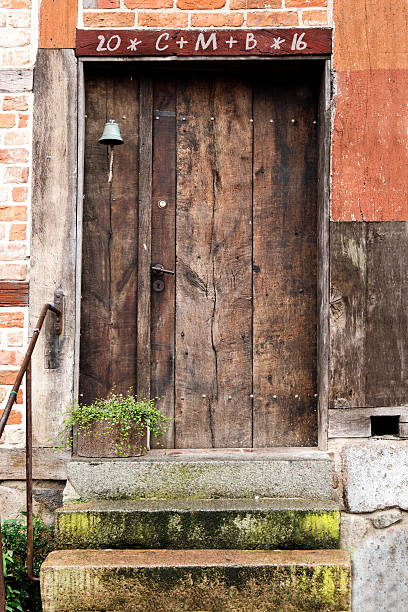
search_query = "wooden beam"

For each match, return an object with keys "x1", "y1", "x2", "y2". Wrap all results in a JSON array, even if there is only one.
[
  {"x1": 329, "y1": 406, "x2": 408, "y2": 438},
  {"x1": 0, "y1": 448, "x2": 69, "y2": 480},
  {"x1": 40, "y1": 0, "x2": 78, "y2": 49},
  {"x1": 137, "y1": 78, "x2": 153, "y2": 401}
]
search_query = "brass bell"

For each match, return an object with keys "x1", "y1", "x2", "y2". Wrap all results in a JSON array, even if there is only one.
[{"x1": 98, "y1": 120, "x2": 124, "y2": 146}]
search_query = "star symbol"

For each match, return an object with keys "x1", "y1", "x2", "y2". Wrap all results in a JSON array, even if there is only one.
[
  {"x1": 270, "y1": 37, "x2": 286, "y2": 50},
  {"x1": 127, "y1": 38, "x2": 142, "y2": 51},
  {"x1": 225, "y1": 36, "x2": 238, "y2": 49},
  {"x1": 176, "y1": 37, "x2": 189, "y2": 49}
]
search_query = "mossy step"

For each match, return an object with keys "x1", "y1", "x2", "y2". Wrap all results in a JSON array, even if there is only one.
[
  {"x1": 55, "y1": 498, "x2": 340, "y2": 550},
  {"x1": 41, "y1": 548, "x2": 351, "y2": 612}
]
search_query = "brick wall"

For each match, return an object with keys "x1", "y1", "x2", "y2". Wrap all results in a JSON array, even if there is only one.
[
  {"x1": 80, "y1": 0, "x2": 331, "y2": 29},
  {"x1": 0, "y1": 0, "x2": 34, "y2": 446}
]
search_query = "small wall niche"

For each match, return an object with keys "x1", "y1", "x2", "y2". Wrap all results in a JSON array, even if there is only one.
[{"x1": 371, "y1": 415, "x2": 400, "y2": 437}]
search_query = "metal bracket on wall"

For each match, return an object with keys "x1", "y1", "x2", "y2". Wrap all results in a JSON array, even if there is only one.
[{"x1": 53, "y1": 290, "x2": 63, "y2": 336}]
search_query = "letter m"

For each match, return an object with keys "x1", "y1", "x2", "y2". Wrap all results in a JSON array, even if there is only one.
[{"x1": 195, "y1": 33, "x2": 217, "y2": 51}]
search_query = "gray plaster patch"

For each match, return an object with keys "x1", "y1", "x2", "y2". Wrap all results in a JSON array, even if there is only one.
[
  {"x1": 67, "y1": 457, "x2": 335, "y2": 500},
  {"x1": 343, "y1": 442, "x2": 408, "y2": 512},
  {"x1": 352, "y1": 527, "x2": 408, "y2": 612},
  {"x1": 83, "y1": 0, "x2": 97, "y2": 8}
]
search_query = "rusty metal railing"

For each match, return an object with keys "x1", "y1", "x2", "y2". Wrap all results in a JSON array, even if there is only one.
[{"x1": 0, "y1": 302, "x2": 61, "y2": 612}]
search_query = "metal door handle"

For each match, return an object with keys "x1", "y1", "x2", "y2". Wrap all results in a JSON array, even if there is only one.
[{"x1": 151, "y1": 264, "x2": 175, "y2": 276}]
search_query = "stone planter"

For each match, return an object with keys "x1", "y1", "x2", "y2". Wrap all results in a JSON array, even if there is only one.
[{"x1": 76, "y1": 420, "x2": 149, "y2": 458}]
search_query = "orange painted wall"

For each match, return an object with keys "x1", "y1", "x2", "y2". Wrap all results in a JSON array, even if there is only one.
[{"x1": 331, "y1": 0, "x2": 408, "y2": 221}]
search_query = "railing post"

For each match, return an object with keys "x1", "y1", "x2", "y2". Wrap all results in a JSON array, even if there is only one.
[{"x1": 26, "y1": 359, "x2": 37, "y2": 583}]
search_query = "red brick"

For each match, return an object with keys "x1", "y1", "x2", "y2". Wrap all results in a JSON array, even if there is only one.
[
  {"x1": 6, "y1": 330, "x2": 23, "y2": 346},
  {"x1": 4, "y1": 167, "x2": 28, "y2": 184},
  {"x1": 0, "y1": 29, "x2": 30, "y2": 47},
  {"x1": 0, "y1": 370, "x2": 19, "y2": 385},
  {"x1": 83, "y1": 12, "x2": 135, "y2": 27},
  {"x1": 0, "y1": 114, "x2": 16, "y2": 129},
  {"x1": 247, "y1": 10, "x2": 299, "y2": 25},
  {"x1": 16, "y1": 389, "x2": 23, "y2": 404},
  {"x1": 3, "y1": 96, "x2": 28, "y2": 112},
  {"x1": 0, "y1": 409, "x2": 21, "y2": 425},
  {"x1": 286, "y1": 0, "x2": 326, "y2": 5},
  {"x1": 0, "y1": 207, "x2": 27, "y2": 222},
  {"x1": 4, "y1": 130, "x2": 29, "y2": 146},
  {"x1": 177, "y1": 0, "x2": 225, "y2": 7},
  {"x1": 230, "y1": 0, "x2": 280, "y2": 7},
  {"x1": 125, "y1": 0, "x2": 172, "y2": 7},
  {"x1": 97, "y1": 0, "x2": 120, "y2": 6},
  {"x1": 9, "y1": 224, "x2": 26, "y2": 241},
  {"x1": 0, "y1": 387, "x2": 6, "y2": 403},
  {"x1": 191, "y1": 12, "x2": 244, "y2": 25},
  {"x1": 3, "y1": 50, "x2": 31, "y2": 66},
  {"x1": 138, "y1": 12, "x2": 188, "y2": 26},
  {"x1": 0, "y1": 313, "x2": 24, "y2": 328},
  {"x1": 8, "y1": 11, "x2": 31, "y2": 27},
  {"x1": 0, "y1": 244, "x2": 26, "y2": 260},
  {"x1": 0, "y1": 264, "x2": 26, "y2": 281},
  {"x1": 18, "y1": 114, "x2": 28, "y2": 128},
  {"x1": 11, "y1": 187, "x2": 27, "y2": 203},
  {"x1": 0, "y1": 13, "x2": 5, "y2": 26},
  {"x1": 0, "y1": 350, "x2": 23, "y2": 366},
  {"x1": 0, "y1": 226, "x2": 5, "y2": 240},
  {"x1": 0, "y1": 0, "x2": 30, "y2": 7},
  {"x1": 0, "y1": 149, "x2": 29, "y2": 164},
  {"x1": 302, "y1": 9, "x2": 327, "y2": 23}
]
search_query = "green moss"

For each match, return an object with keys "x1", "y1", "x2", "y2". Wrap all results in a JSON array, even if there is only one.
[{"x1": 55, "y1": 507, "x2": 340, "y2": 551}]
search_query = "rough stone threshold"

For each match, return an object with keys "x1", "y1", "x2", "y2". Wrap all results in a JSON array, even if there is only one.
[
  {"x1": 65, "y1": 449, "x2": 335, "y2": 501},
  {"x1": 41, "y1": 549, "x2": 351, "y2": 612}
]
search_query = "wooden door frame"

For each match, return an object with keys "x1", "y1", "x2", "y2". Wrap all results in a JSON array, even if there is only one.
[{"x1": 75, "y1": 56, "x2": 331, "y2": 452}]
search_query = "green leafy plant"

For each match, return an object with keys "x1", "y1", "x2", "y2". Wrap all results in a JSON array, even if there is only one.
[
  {"x1": 56, "y1": 391, "x2": 170, "y2": 455},
  {"x1": 1, "y1": 515, "x2": 54, "y2": 612}
]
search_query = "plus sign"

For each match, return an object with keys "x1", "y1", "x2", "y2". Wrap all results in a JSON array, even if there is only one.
[
  {"x1": 176, "y1": 37, "x2": 189, "y2": 49},
  {"x1": 225, "y1": 36, "x2": 238, "y2": 49}
]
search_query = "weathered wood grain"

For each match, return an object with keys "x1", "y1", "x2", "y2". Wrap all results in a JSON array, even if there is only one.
[
  {"x1": 80, "y1": 68, "x2": 139, "y2": 403},
  {"x1": 329, "y1": 406, "x2": 408, "y2": 438},
  {"x1": 330, "y1": 221, "x2": 408, "y2": 409},
  {"x1": 0, "y1": 448, "x2": 69, "y2": 480},
  {"x1": 0, "y1": 282, "x2": 28, "y2": 307},
  {"x1": 136, "y1": 78, "x2": 153, "y2": 402},
  {"x1": 40, "y1": 0, "x2": 78, "y2": 49},
  {"x1": 252, "y1": 74, "x2": 318, "y2": 447},
  {"x1": 0, "y1": 70, "x2": 33, "y2": 93},
  {"x1": 175, "y1": 76, "x2": 217, "y2": 448},
  {"x1": 150, "y1": 79, "x2": 176, "y2": 448},
  {"x1": 31, "y1": 50, "x2": 77, "y2": 446},
  {"x1": 76, "y1": 29, "x2": 332, "y2": 57},
  {"x1": 317, "y1": 61, "x2": 331, "y2": 450}
]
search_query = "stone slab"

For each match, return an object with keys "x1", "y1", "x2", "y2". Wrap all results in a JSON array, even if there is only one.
[
  {"x1": 66, "y1": 454, "x2": 335, "y2": 500},
  {"x1": 41, "y1": 549, "x2": 351, "y2": 612},
  {"x1": 55, "y1": 498, "x2": 340, "y2": 551},
  {"x1": 342, "y1": 442, "x2": 408, "y2": 512}
]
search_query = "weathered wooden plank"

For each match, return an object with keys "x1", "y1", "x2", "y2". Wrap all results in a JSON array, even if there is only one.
[
  {"x1": 150, "y1": 79, "x2": 176, "y2": 448},
  {"x1": 80, "y1": 69, "x2": 139, "y2": 404},
  {"x1": 252, "y1": 73, "x2": 318, "y2": 447},
  {"x1": 317, "y1": 61, "x2": 331, "y2": 450},
  {"x1": 365, "y1": 222, "x2": 408, "y2": 406},
  {"x1": 137, "y1": 78, "x2": 153, "y2": 401},
  {"x1": 0, "y1": 70, "x2": 33, "y2": 93},
  {"x1": 40, "y1": 0, "x2": 78, "y2": 49},
  {"x1": 31, "y1": 50, "x2": 77, "y2": 446},
  {"x1": 76, "y1": 29, "x2": 332, "y2": 57},
  {"x1": 329, "y1": 406, "x2": 408, "y2": 438},
  {"x1": 0, "y1": 448, "x2": 69, "y2": 480},
  {"x1": 329, "y1": 222, "x2": 367, "y2": 409},
  {"x1": 209, "y1": 76, "x2": 253, "y2": 447},
  {"x1": 175, "y1": 76, "x2": 217, "y2": 449},
  {"x1": 0, "y1": 282, "x2": 29, "y2": 307}
]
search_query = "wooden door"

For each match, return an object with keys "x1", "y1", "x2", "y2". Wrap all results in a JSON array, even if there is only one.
[{"x1": 80, "y1": 64, "x2": 320, "y2": 450}]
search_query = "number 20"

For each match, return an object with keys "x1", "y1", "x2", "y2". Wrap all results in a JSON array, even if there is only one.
[{"x1": 96, "y1": 35, "x2": 121, "y2": 52}]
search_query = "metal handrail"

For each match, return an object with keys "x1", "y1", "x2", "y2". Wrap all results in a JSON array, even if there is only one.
[{"x1": 0, "y1": 302, "x2": 61, "y2": 612}]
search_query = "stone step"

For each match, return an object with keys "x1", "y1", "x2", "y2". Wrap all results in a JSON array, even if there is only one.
[
  {"x1": 55, "y1": 498, "x2": 341, "y2": 551},
  {"x1": 41, "y1": 549, "x2": 351, "y2": 612},
  {"x1": 65, "y1": 449, "x2": 335, "y2": 501}
]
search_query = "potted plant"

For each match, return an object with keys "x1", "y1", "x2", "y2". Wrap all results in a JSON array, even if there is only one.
[{"x1": 56, "y1": 392, "x2": 170, "y2": 458}]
